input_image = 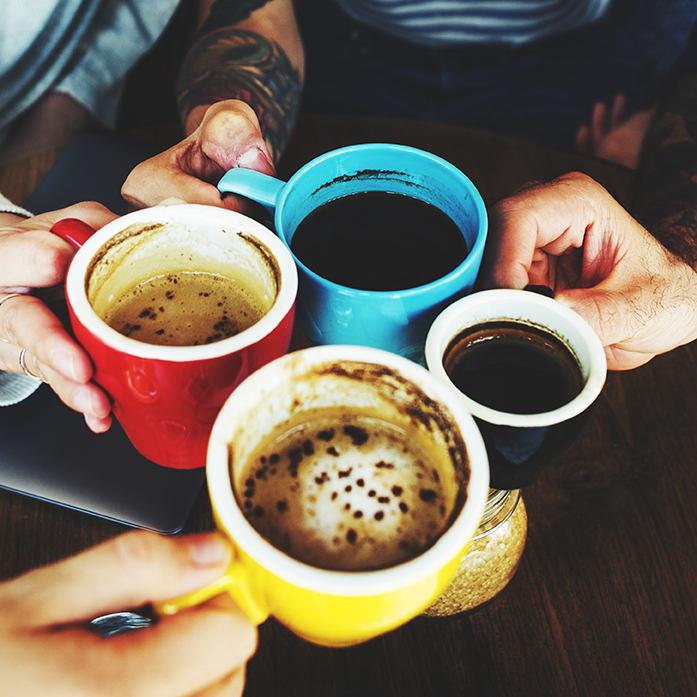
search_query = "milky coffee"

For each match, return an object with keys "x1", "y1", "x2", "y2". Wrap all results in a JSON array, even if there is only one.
[
  {"x1": 100, "y1": 270, "x2": 266, "y2": 346},
  {"x1": 236, "y1": 407, "x2": 456, "y2": 571},
  {"x1": 85, "y1": 220, "x2": 279, "y2": 347}
]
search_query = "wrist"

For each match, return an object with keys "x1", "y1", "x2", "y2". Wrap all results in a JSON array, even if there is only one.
[{"x1": 0, "y1": 212, "x2": 27, "y2": 228}]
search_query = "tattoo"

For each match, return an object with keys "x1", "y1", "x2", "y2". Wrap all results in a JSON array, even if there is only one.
[
  {"x1": 632, "y1": 72, "x2": 697, "y2": 268},
  {"x1": 177, "y1": 29, "x2": 301, "y2": 162}
]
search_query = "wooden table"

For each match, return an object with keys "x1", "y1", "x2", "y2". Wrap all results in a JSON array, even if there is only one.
[{"x1": 1, "y1": 115, "x2": 695, "y2": 697}]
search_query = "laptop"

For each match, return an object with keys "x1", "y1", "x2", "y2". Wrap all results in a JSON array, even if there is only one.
[{"x1": 0, "y1": 132, "x2": 206, "y2": 534}]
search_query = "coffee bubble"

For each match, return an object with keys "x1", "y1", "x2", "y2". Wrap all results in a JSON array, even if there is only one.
[{"x1": 236, "y1": 411, "x2": 452, "y2": 571}]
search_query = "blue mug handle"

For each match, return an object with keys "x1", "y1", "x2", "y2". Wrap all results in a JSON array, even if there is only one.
[{"x1": 218, "y1": 168, "x2": 286, "y2": 213}]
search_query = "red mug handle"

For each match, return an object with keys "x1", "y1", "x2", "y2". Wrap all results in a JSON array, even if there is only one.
[{"x1": 50, "y1": 218, "x2": 97, "y2": 249}]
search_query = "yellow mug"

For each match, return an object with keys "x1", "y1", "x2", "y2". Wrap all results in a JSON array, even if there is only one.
[{"x1": 157, "y1": 345, "x2": 489, "y2": 647}]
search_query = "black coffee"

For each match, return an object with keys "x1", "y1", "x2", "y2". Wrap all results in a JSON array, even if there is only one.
[
  {"x1": 444, "y1": 321, "x2": 584, "y2": 414},
  {"x1": 290, "y1": 191, "x2": 467, "y2": 291}
]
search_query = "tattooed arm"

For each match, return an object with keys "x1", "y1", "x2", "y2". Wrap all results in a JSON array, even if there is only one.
[
  {"x1": 122, "y1": 0, "x2": 304, "y2": 210},
  {"x1": 179, "y1": 0, "x2": 304, "y2": 162}
]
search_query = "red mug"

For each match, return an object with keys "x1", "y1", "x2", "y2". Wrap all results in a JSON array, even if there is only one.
[{"x1": 51, "y1": 204, "x2": 297, "y2": 469}]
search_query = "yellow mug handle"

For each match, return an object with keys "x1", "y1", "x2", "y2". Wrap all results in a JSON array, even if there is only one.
[{"x1": 154, "y1": 555, "x2": 270, "y2": 626}]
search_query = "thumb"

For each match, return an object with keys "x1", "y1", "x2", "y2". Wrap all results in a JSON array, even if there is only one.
[
  {"x1": 555, "y1": 287, "x2": 653, "y2": 370},
  {"x1": 555, "y1": 286, "x2": 629, "y2": 348},
  {"x1": 8, "y1": 531, "x2": 232, "y2": 628},
  {"x1": 201, "y1": 101, "x2": 276, "y2": 175}
]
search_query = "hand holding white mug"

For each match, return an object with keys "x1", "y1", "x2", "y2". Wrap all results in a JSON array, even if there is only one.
[
  {"x1": 479, "y1": 172, "x2": 697, "y2": 370},
  {"x1": 0, "y1": 202, "x2": 116, "y2": 430}
]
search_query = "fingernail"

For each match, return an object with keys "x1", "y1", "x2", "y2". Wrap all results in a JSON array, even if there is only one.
[
  {"x1": 236, "y1": 147, "x2": 274, "y2": 172},
  {"x1": 187, "y1": 534, "x2": 231, "y2": 568},
  {"x1": 73, "y1": 388, "x2": 94, "y2": 415}
]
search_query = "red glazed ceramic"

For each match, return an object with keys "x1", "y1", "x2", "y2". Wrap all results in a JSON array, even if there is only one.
[{"x1": 52, "y1": 204, "x2": 297, "y2": 469}]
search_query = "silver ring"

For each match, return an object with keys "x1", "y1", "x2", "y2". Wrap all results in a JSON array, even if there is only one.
[
  {"x1": 18, "y1": 348, "x2": 41, "y2": 381},
  {"x1": 0, "y1": 292, "x2": 25, "y2": 309},
  {"x1": 0, "y1": 293, "x2": 25, "y2": 343}
]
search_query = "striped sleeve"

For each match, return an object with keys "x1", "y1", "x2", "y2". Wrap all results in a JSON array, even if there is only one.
[{"x1": 334, "y1": 0, "x2": 613, "y2": 47}]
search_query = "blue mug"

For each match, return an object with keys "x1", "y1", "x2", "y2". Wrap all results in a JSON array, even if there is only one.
[{"x1": 218, "y1": 144, "x2": 487, "y2": 362}]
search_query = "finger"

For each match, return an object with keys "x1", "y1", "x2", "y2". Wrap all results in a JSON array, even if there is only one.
[
  {"x1": 83, "y1": 409, "x2": 113, "y2": 433},
  {"x1": 0, "y1": 231, "x2": 74, "y2": 288},
  {"x1": 575, "y1": 123, "x2": 590, "y2": 154},
  {"x1": 130, "y1": 166, "x2": 229, "y2": 211},
  {"x1": 555, "y1": 286, "x2": 658, "y2": 370},
  {"x1": 31, "y1": 362, "x2": 112, "y2": 428},
  {"x1": 481, "y1": 174, "x2": 594, "y2": 288},
  {"x1": 592, "y1": 101, "x2": 608, "y2": 145},
  {"x1": 610, "y1": 94, "x2": 626, "y2": 129},
  {"x1": 16, "y1": 201, "x2": 118, "y2": 234},
  {"x1": 604, "y1": 344, "x2": 655, "y2": 371},
  {"x1": 5, "y1": 532, "x2": 234, "y2": 626},
  {"x1": 24, "y1": 599, "x2": 256, "y2": 697},
  {"x1": 0, "y1": 202, "x2": 117, "y2": 287},
  {"x1": 0, "y1": 295, "x2": 92, "y2": 380},
  {"x1": 190, "y1": 665, "x2": 248, "y2": 697},
  {"x1": 555, "y1": 286, "x2": 630, "y2": 347},
  {"x1": 200, "y1": 101, "x2": 275, "y2": 176}
]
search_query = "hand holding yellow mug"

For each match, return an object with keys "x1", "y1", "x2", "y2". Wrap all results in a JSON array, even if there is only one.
[{"x1": 156, "y1": 345, "x2": 489, "y2": 646}]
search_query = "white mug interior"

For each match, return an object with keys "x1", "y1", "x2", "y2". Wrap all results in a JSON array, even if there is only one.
[{"x1": 425, "y1": 289, "x2": 607, "y2": 428}]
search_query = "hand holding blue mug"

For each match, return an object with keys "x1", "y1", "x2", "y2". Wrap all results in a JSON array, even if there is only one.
[{"x1": 218, "y1": 144, "x2": 487, "y2": 362}]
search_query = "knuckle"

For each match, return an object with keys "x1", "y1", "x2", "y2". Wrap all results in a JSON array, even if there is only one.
[
  {"x1": 23, "y1": 234, "x2": 72, "y2": 285},
  {"x1": 112, "y1": 531, "x2": 168, "y2": 587}
]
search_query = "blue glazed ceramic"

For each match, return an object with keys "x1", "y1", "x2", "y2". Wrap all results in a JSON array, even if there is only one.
[{"x1": 218, "y1": 144, "x2": 487, "y2": 362}]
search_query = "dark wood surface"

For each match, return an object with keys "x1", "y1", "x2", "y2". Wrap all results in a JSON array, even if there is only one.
[{"x1": 2, "y1": 114, "x2": 696, "y2": 697}]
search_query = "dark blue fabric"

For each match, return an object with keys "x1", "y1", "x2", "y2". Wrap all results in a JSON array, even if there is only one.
[{"x1": 297, "y1": 0, "x2": 697, "y2": 149}]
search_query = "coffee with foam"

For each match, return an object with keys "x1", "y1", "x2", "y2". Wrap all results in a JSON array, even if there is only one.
[
  {"x1": 236, "y1": 407, "x2": 458, "y2": 571},
  {"x1": 100, "y1": 270, "x2": 266, "y2": 346},
  {"x1": 86, "y1": 219, "x2": 279, "y2": 347}
]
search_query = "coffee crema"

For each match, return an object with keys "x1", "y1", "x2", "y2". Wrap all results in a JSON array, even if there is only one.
[
  {"x1": 235, "y1": 409, "x2": 454, "y2": 571},
  {"x1": 100, "y1": 271, "x2": 266, "y2": 346},
  {"x1": 290, "y1": 191, "x2": 467, "y2": 291},
  {"x1": 444, "y1": 320, "x2": 584, "y2": 414}
]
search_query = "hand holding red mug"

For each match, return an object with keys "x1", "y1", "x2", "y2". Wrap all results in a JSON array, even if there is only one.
[
  {"x1": 50, "y1": 204, "x2": 297, "y2": 468},
  {"x1": 0, "y1": 203, "x2": 116, "y2": 430}
]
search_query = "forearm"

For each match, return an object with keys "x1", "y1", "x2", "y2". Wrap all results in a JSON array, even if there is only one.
[
  {"x1": 177, "y1": 0, "x2": 304, "y2": 163},
  {"x1": 632, "y1": 72, "x2": 697, "y2": 268}
]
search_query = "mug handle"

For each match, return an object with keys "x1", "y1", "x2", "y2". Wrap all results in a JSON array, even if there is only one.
[
  {"x1": 50, "y1": 218, "x2": 97, "y2": 249},
  {"x1": 524, "y1": 284, "x2": 555, "y2": 298},
  {"x1": 217, "y1": 168, "x2": 286, "y2": 213},
  {"x1": 154, "y1": 553, "x2": 270, "y2": 626}
]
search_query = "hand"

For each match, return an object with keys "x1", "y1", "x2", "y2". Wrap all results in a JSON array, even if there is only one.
[
  {"x1": 0, "y1": 531, "x2": 257, "y2": 697},
  {"x1": 575, "y1": 94, "x2": 655, "y2": 170},
  {"x1": 479, "y1": 172, "x2": 697, "y2": 370},
  {"x1": 122, "y1": 100, "x2": 275, "y2": 211},
  {"x1": 0, "y1": 202, "x2": 117, "y2": 431}
]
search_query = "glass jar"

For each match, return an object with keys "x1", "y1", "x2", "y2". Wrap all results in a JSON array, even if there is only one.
[{"x1": 423, "y1": 488, "x2": 527, "y2": 616}]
